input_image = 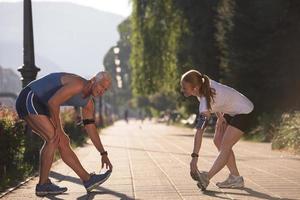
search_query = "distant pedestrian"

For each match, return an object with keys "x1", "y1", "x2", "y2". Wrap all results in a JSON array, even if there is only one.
[
  {"x1": 15, "y1": 71, "x2": 113, "y2": 196},
  {"x1": 124, "y1": 109, "x2": 129, "y2": 123},
  {"x1": 180, "y1": 69, "x2": 253, "y2": 190}
]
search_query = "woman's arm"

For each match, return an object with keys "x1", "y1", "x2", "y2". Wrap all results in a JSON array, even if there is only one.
[{"x1": 190, "y1": 111, "x2": 210, "y2": 173}]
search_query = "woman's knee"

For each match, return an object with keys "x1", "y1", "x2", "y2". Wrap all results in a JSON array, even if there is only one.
[
  {"x1": 213, "y1": 138, "x2": 221, "y2": 149},
  {"x1": 219, "y1": 141, "x2": 234, "y2": 152}
]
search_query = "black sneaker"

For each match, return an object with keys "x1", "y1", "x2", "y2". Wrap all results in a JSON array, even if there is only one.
[
  {"x1": 83, "y1": 170, "x2": 112, "y2": 192},
  {"x1": 35, "y1": 180, "x2": 67, "y2": 196}
]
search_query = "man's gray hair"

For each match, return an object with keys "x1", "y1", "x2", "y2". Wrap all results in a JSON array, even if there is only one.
[{"x1": 95, "y1": 71, "x2": 111, "y2": 83}]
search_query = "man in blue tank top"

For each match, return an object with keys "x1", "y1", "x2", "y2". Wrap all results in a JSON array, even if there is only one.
[{"x1": 15, "y1": 71, "x2": 113, "y2": 196}]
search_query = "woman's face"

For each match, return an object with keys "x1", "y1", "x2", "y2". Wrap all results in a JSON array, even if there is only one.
[
  {"x1": 92, "y1": 79, "x2": 111, "y2": 97},
  {"x1": 181, "y1": 80, "x2": 199, "y2": 97}
]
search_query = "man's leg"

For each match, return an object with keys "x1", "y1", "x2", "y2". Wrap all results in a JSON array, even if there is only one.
[
  {"x1": 25, "y1": 115, "x2": 59, "y2": 184},
  {"x1": 208, "y1": 125, "x2": 243, "y2": 179},
  {"x1": 57, "y1": 133, "x2": 90, "y2": 181}
]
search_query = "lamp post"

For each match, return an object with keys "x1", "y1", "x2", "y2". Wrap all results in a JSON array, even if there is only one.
[
  {"x1": 113, "y1": 47, "x2": 122, "y2": 89},
  {"x1": 18, "y1": 0, "x2": 40, "y2": 88},
  {"x1": 17, "y1": 0, "x2": 40, "y2": 167}
]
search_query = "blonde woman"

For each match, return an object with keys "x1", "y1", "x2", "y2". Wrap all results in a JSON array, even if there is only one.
[{"x1": 180, "y1": 69, "x2": 253, "y2": 190}]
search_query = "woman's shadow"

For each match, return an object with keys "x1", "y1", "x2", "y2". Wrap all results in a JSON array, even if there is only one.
[{"x1": 203, "y1": 187, "x2": 297, "y2": 200}]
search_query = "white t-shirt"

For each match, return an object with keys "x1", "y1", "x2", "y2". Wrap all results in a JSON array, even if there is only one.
[{"x1": 198, "y1": 80, "x2": 254, "y2": 116}]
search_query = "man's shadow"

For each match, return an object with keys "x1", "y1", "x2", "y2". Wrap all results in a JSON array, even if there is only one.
[
  {"x1": 203, "y1": 187, "x2": 297, "y2": 200},
  {"x1": 45, "y1": 171, "x2": 134, "y2": 200},
  {"x1": 77, "y1": 187, "x2": 135, "y2": 200}
]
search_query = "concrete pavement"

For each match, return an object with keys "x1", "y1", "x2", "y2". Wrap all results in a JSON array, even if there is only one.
[{"x1": 2, "y1": 120, "x2": 300, "y2": 200}]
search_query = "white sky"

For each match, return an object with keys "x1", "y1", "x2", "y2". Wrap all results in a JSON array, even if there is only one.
[{"x1": 0, "y1": 0, "x2": 132, "y2": 17}]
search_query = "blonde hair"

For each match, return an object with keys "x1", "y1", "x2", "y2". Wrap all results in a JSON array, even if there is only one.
[
  {"x1": 181, "y1": 70, "x2": 215, "y2": 110},
  {"x1": 95, "y1": 71, "x2": 111, "y2": 84}
]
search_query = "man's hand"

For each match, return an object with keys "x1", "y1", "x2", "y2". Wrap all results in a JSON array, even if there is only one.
[{"x1": 101, "y1": 155, "x2": 113, "y2": 171}]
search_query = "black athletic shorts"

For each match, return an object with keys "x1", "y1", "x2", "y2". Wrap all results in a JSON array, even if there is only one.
[
  {"x1": 15, "y1": 87, "x2": 50, "y2": 119},
  {"x1": 223, "y1": 113, "x2": 251, "y2": 133}
]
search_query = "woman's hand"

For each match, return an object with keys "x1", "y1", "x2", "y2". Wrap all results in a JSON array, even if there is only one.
[
  {"x1": 101, "y1": 155, "x2": 113, "y2": 171},
  {"x1": 190, "y1": 157, "x2": 198, "y2": 174}
]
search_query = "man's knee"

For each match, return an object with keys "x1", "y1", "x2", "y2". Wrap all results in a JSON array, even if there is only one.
[
  {"x1": 58, "y1": 134, "x2": 70, "y2": 148},
  {"x1": 46, "y1": 133, "x2": 60, "y2": 148}
]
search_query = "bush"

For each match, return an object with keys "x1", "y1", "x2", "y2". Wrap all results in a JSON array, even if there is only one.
[
  {"x1": 272, "y1": 112, "x2": 300, "y2": 153},
  {"x1": 60, "y1": 108, "x2": 87, "y2": 147},
  {"x1": 0, "y1": 106, "x2": 33, "y2": 192},
  {"x1": 246, "y1": 113, "x2": 280, "y2": 142}
]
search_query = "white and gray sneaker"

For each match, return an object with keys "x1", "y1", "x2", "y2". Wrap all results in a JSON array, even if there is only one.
[
  {"x1": 196, "y1": 171, "x2": 210, "y2": 191},
  {"x1": 216, "y1": 174, "x2": 244, "y2": 188},
  {"x1": 190, "y1": 170, "x2": 210, "y2": 191}
]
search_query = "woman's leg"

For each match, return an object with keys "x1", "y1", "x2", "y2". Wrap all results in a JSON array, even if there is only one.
[
  {"x1": 208, "y1": 125, "x2": 243, "y2": 179},
  {"x1": 57, "y1": 133, "x2": 90, "y2": 181},
  {"x1": 214, "y1": 122, "x2": 240, "y2": 176},
  {"x1": 24, "y1": 115, "x2": 60, "y2": 184}
]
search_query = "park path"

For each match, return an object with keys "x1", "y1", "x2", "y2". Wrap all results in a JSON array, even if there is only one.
[{"x1": 2, "y1": 120, "x2": 300, "y2": 200}]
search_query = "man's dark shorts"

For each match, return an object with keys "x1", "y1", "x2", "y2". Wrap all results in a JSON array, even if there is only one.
[{"x1": 15, "y1": 87, "x2": 50, "y2": 119}]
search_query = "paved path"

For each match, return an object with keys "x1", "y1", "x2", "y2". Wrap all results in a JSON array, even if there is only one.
[{"x1": 2, "y1": 120, "x2": 300, "y2": 200}]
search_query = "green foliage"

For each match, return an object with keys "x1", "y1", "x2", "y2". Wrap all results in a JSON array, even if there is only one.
[
  {"x1": 0, "y1": 107, "x2": 32, "y2": 192},
  {"x1": 246, "y1": 113, "x2": 280, "y2": 142},
  {"x1": 61, "y1": 109, "x2": 87, "y2": 147},
  {"x1": 272, "y1": 112, "x2": 300, "y2": 153},
  {"x1": 149, "y1": 91, "x2": 176, "y2": 111},
  {"x1": 130, "y1": 0, "x2": 187, "y2": 95},
  {"x1": 129, "y1": 0, "x2": 300, "y2": 152}
]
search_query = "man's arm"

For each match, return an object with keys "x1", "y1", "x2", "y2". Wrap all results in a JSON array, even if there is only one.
[{"x1": 81, "y1": 99, "x2": 106, "y2": 154}]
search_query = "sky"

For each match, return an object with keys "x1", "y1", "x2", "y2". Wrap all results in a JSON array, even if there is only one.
[
  {"x1": 0, "y1": 0, "x2": 132, "y2": 17},
  {"x1": 0, "y1": 0, "x2": 132, "y2": 78}
]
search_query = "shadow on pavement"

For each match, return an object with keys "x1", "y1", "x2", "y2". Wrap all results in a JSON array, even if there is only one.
[
  {"x1": 203, "y1": 187, "x2": 297, "y2": 200},
  {"x1": 44, "y1": 194, "x2": 68, "y2": 200},
  {"x1": 50, "y1": 171, "x2": 82, "y2": 185},
  {"x1": 49, "y1": 171, "x2": 133, "y2": 200},
  {"x1": 77, "y1": 187, "x2": 135, "y2": 200}
]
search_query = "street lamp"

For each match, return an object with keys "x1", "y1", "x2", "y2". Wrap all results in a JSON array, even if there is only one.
[
  {"x1": 18, "y1": 0, "x2": 40, "y2": 88},
  {"x1": 113, "y1": 47, "x2": 120, "y2": 54},
  {"x1": 113, "y1": 46, "x2": 122, "y2": 89},
  {"x1": 18, "y1": 0, "x2": 40, "y2": 168}
]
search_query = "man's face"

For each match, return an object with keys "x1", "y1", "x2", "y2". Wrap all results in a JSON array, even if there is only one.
[{"x1": 92, "y1": 79, "x2": 111, "y2": 97}]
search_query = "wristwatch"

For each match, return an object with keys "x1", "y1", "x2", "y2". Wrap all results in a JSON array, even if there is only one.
[
  {"x1": 191, "y1": 153, "x2": 199, "y2": 158},
  {"x1": 100, "y1": 151, "x2": 108, "y2": 156}
]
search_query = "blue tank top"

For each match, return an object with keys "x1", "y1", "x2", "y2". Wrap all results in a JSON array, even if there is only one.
[{"x1": 28, "y1": 72, "x2": 90, "y2": 107}]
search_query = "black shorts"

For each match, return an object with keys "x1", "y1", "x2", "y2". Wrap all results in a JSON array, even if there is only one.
[
  {"x1": 223, "y1": 113, "x2": 251, "y2": 133},
  {"x1": 15, "y1": 87, "x2": 50, "y2": 119}
]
